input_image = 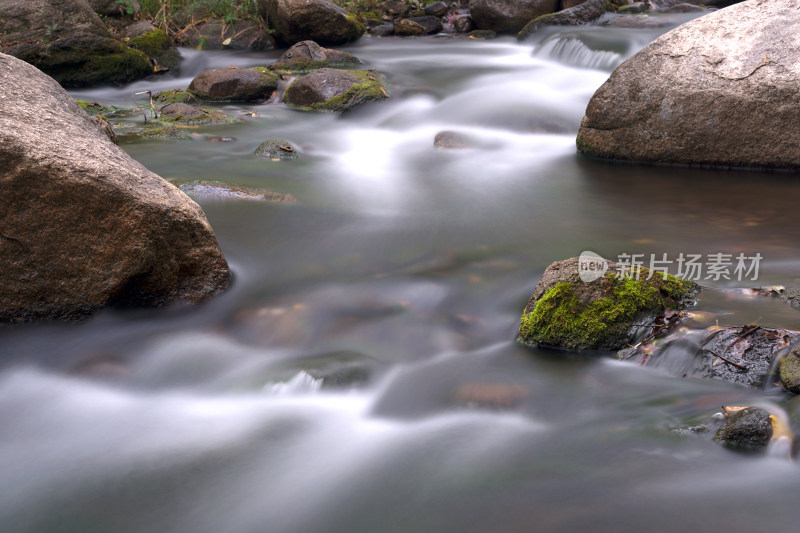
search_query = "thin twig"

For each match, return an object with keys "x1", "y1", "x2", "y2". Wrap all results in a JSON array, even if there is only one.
[{"x1": 706, "y1": 349, "x2": 749, "y2": 370}]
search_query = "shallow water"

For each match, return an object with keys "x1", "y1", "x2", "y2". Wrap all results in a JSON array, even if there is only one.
[{"x1": 5, "y1": 12, "x2": 800, "y2": 532}]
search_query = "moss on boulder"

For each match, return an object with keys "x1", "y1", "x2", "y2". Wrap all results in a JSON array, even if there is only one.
[
  {"x1": 0, "y1": 0, "x2": 153, "y2": 87},
  {"x1": 255, "y1": 139, "x2": 299, "y2": 160},
  {"x1": 153, "y1": 89, "x2": 200, "y2": 105},
  {"x1": 518, "y1": 256, "x2": 697, "y2": 350},
  {"x1": 284, "y1": 68, "x2": 389, "y2": 113},
  {"x1": 780, "y1": 348, "x2": 800, "y2": 394},
  {"x1": 126, "y1": 22, "x2": 180, "y2": 71},
  {"x1": 156, "y1": 103, "x2": 240, "y2": 125}
]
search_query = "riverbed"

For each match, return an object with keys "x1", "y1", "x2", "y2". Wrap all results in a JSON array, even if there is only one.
[{"x1": 3, "y1": 12, "x2": 800, "y2": 532}]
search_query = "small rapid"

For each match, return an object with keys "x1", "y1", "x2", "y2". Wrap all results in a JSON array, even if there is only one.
[{"x1": 5, "y1": 10, "x2": 800, "y2": 533}]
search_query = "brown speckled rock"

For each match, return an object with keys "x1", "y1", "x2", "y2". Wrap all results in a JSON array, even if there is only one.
[{"x1": 0, "y1": 52, "x2": 229, "y2": 322}]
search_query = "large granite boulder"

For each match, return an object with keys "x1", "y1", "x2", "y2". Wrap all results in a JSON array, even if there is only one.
[
  {"x1": 258, "y1": 0, "x2": 365, "y2": 46},
  {"x1": 0, "y1": 0, "x2": 152, "y2": 87},
  {"x1": 468, "y1": 0, "x2": 559, "y2": 33},
  {"x1": 577, "y1": 0, "x2": 800, "y2": 170},
  {"x1": 0, "y1": 52, "x2": 229, "y2": 322}
]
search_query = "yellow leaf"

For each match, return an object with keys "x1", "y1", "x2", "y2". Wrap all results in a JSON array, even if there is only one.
[
  {"x1": 222, "y1": 38, "x2": 232, "y2": 46},
  {"x1": 770, "y1": 414, "x2": 794, "y2": 441},
  {"x1": 721, "y1": 405, "x2": 748, "y2": 413}
]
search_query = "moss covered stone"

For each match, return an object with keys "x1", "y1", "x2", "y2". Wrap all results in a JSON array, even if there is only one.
[
  {"x1": 255, "y1": 139, "x2": 299, "y2": 160},
  {"x1": 518, "y1": 256, "x2": 697, "y2": 350},
  {"x1": 153, "y1": 89, "x2": 200, "y2": 105},
  {"x1": 156, "y1": 102, "x2": 240, "y2": 125},
  {"x1": 284, "y1": 68, "x2": 389, "y2": 113},
  {"x1": 780, "y1": 348, "x2": 800, "y2": 394},
  {"x1": 76, "y1": 99, "x2": 132, "y2": 118},
  {"x1": 128, "y1": 26, "x2": 180, "y2": 70},
  {"x1": 23, "y1": 44, "x2": 152, "y2": 87},
  {"x1": 136, "y1": 125, "x2": 192, "y2": 140}
]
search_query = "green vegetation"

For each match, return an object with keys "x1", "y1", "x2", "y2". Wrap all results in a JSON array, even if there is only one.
[
  {"x1": 139, "y1": 0, "x2": 260, "y2": 20},
  {"x1": 138, "y1": 0, "x2": 263, "y2": 36},
  {"x1": 519, "y1": 271, "x2": 696, "y2": 350}
]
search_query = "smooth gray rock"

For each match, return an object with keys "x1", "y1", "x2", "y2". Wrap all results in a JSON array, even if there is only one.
[{"x1": 577, "y1": 0, "x2": 800, "y2": 170}]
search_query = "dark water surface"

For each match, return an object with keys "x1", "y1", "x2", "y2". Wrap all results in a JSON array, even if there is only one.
[{"x1": 4, "y1": 13, "x2": 800, "y2": 532}]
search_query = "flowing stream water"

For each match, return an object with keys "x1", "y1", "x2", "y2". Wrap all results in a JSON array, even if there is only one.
[{"x1": 4, "y1": 12, "x2": 800, "y2": 532}]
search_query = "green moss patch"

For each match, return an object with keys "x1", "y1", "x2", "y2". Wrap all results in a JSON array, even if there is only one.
[
  {"x1": 153, "y1": 89, "x2": 199, "y2": 105},
  {"x1": 519, "y1": 270, "x2": 696, "y2": 350},
  {"x1": 76, "y1": 100, "x2": 132, "y2": 118},
  {"x1": 286, "y1": 70, "x2": 389, "y2": 113},
  {"x1": 128, "y1": 28, "x2": 180, "y2": 70}
]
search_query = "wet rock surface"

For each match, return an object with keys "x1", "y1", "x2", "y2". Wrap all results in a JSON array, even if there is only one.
[
  {"x1": 188, "y1": 67, "x2": 279, "y2": 102},
  {"x1": 178, "y1": 181, "x2": 296, "y2": 203},
  {"x1": 0, "y1": 52, "x2": 229, "y2": 322},
  {"x1": 518, "y1": 0, "x2": 606, "y2": 39},
  {"x1": 713, "y1": 407, "x2": 773, "y2": 452},
  {"x1": 621, "y1": 325, "x2": 798, "y2": 390},
  {"x1": 395, "y1": 19, "x2": 428, "y2": 36},
  {"x1": 255, "y1": 139, "x2": 299, "y2": 160}
]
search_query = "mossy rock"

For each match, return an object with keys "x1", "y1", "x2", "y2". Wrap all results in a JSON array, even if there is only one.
[
  {"x1": 75, "y1": 99, "x2": 132, "y2": 118},
  {"x1": 0, "y1": 0, "x2": 154, "y2": 87},
  {"x1": 135, "y1": 125, "x2": 192, "y2": 140},
  {"x1": 127, "y1": 26, "x2": 180, "y2": 71},
  {"x1": 254, "y1": 139, "x2": 299, "y2": 160},
  {"x1": 23, "y1": 44, "x2": 153, "y2": 88},
  {"x1": 156, "y1": 103, "x2": 240, "y2": 125},
  {"x1": 284, "y1": 68, "x2": 389, "y2": 113},
  {"x1": 780, "y1": 348, "x2": 800, "y2": 394},
  {"x1": 518, "y1": 256, "x2": 697, "y2": 350},
  {"x1": 152, "y1": 89, "x2": 200, "y2": 105}
]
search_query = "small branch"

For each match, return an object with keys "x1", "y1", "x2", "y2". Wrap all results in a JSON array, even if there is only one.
[{"x1": 706, "y1": 349, "x2": 748, "y2": 370}]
